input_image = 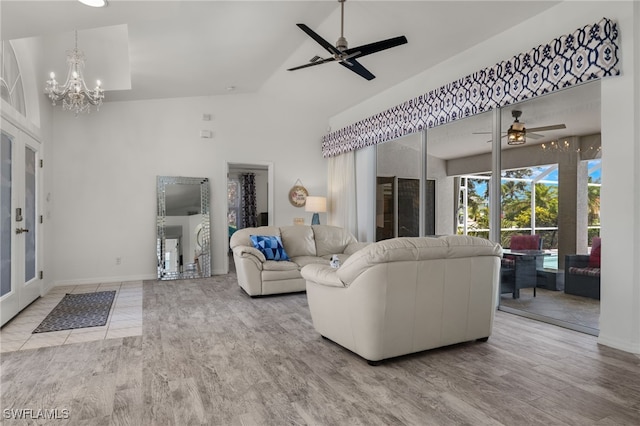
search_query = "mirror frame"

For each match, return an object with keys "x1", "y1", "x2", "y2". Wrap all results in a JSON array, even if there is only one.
[{"x1": 156, "y1": 176, "x2": 211, "y2": 280}]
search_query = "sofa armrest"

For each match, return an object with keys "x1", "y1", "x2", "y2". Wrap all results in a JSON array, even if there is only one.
[
  {"x1": 301, "y1": 264, "x2": 345, "y2": 288},
  {"x1": 344, "y1": 241, "x2": 372, "y2": 256},
  {"x1": 232, "y1": 245, "x2": 266, "y2": 263}
]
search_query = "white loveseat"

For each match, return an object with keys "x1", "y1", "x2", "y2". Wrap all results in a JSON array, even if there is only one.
[
  {"x1": 300, "y1": 235, "x2": 502, "y2": 364},
  {"x1": 230, "y1": 225, "x2": 368, "y2": 296}
]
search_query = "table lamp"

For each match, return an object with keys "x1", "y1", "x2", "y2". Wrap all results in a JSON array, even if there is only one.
[{"x1": 305, "y1": 196, "x2": 326, "y2": 225}]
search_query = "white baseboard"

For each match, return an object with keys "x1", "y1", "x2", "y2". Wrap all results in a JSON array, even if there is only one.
[{"x1": 52, "y1": 274, "x2": 157, "y2": 287}]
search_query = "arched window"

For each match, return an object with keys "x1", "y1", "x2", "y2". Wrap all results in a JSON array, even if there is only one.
[{"x1": 0, "y1": 41, "x2": 26, "y2": 116}]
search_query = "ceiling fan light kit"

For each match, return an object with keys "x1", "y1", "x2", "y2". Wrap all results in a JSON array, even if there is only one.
[
  {"x1": 288, "y1": 0, "x2": 407, "y2": 80},
  {"x1": 477, "y1": 110, "x2": 567, "y2": 145},
  {"x1": 507, "y1": 127, "x2": 526, "y2": 145},
  {"x1": 506, "y1": 110, "x2": 526, "y2": 145}
]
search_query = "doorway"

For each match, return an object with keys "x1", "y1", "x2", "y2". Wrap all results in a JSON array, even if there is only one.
[
  {"x1": 225, "y1": 162, "x2": 273, "y2": 274},
  {"x1": 1, "y1": 120, "x2": 42, "y2": 326}
]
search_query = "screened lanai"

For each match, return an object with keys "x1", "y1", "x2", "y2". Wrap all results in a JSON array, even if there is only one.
[{"x1": 458, "y1": 158, "x2": 601, "y2": 269}]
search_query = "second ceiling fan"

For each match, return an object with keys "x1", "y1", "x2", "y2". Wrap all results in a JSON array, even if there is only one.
[
  {"x1": 287, "y1": 0, "x2": 408, "y2": 81},
  {"x1": 476, "y1": 110, "x2": 566, "y2": 145}
]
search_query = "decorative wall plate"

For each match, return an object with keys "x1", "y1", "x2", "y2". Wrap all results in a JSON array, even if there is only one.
[{"x1": 289, "y1": 182, "x2": 308, "y2": 207}]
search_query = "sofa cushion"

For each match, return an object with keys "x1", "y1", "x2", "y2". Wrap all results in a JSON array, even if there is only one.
[
  {"x1": 337, "y1": 235, "x2": 501, "y2": 285},
  {"x1": 510, "y1": 234, "x2": 541, "y2": 250},
  {"x1": 589, "y1": 237, "x2": 601, "y2": 268},
  {"x1": 262, "y1": 260, "x2": 299, "y2": 271},
  {"x1": 568, "y1": 266, "x2": 601, "y2": 277},
  {"x1": 250, "y1": 235, "x2": 290, "y2": 261},
  {"x1": 343, "y1": 242, "x2": 371, "y2": 256},
  {"x1": 501, "y1": 257, "x2": 515, "y2": 268},
  {"x1": 290, "y1": 256, "x2": 330, "y2": 268},
  {"x1": 312, "y1": 225, "x2": 357, "y2": 257},
  {"x1": 320, "y1": 253, "x2": 350, "y2": 265},
  {"x1": 262, "y1": 269, "x2": 302, "y2": 282},
  {"x1": 280, "y1": 225, "x2": 316, "y2": 257},
  {"x1": 230, "y1": 226, "x2": 281, "y2": 249}
]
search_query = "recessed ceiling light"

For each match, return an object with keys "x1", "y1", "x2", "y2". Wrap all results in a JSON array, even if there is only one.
[
  {"x1": 78, "y1": 0, "x2": 108, "y2": 7},
  {"x1": 226, "y1": 86, "x2": 236, "y2": 91}
]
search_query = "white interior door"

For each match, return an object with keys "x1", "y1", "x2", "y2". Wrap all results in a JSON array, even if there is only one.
[{"x1": 1, "y1": 120, "x2": 42, "y2": 326}]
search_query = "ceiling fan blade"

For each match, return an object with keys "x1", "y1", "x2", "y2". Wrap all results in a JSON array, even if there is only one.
[
  {"x1": 526, "y1": 132, "x2": 544, "y2": 140},
  {"x1": 296, "y1": 24, "x2": 342, "y2": 56},
  {"x1": 339, "y1": 58, "x2": 375, "y2": 80},
  {"x1": 344, "y1": 35, "x2": 408, "y2": 59},
  {"x1": 526, "y1": 124, "x2": 566, "y2": 132},
  {"x1": 287, "y1": 57, "x2": 336, "y2": 71},
  {"x1": 485, "y1": 135, "x2": 509, "y2": 143}
]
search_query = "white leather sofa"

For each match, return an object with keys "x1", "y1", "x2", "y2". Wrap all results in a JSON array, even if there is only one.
[
  {"x1": 230, "y1": 225, "x2": 368, "y2": 296},
  {"x1": 300, "y1": 235, "x2": 503, "y2": 364}
]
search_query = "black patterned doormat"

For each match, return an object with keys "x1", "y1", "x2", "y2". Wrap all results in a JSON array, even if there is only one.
[{"x1": 32, "y1": 291, "x2": 116, "y2": 333}]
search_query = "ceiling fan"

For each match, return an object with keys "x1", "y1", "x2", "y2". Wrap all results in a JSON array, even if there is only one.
[
  {"x1": 476, "y1": 110, "x2": 566, "y2": 145},
  {"x1": 287, "y1": 0, "x2": 407, "y2": 81}
]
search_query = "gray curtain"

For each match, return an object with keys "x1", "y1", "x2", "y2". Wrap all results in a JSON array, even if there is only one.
[
  {"x1": 453, "y1": 177, "x2": 461, "y2": 235},
  {"x1": 241, "y1": 173, "x2": 257, "y2": 228}
]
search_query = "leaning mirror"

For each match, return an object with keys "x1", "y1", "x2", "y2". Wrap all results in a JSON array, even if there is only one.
[{"x1": 157, "y1": 176, "x2": 211, "y2": 280}]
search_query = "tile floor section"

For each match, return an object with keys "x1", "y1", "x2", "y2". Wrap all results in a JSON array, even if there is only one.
[{"x1": 0, "y1": 281, "x2": 142, "y2": 353}]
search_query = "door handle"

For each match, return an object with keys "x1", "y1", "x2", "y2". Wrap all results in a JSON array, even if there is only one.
[{"x1": 15, "y1": 228, "x2": 29, "y2": 234}]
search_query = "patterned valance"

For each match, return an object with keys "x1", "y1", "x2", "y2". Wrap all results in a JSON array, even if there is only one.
[{"x1": 322, "y1": 17, "x2": 619, "y2": 158}]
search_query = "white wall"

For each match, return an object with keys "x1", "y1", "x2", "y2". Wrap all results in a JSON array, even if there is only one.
[
  {"x1": 49, "y1": 93, "x2": 328, "y2": 282},
  {"x1": 332, "y1": 1, "x2": 640, "y2": 354},
  {"x1": 598, "y1": 1, "x2": 640, "y2": 354}
]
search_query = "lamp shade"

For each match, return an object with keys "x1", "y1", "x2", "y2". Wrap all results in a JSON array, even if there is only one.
[{"x1": 305, "y1": 196, "x2": 327, "y2": 213}]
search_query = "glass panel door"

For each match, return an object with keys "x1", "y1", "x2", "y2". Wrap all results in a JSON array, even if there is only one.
[
  {"x1": 375, "y1": 177, "x2": 395, "y2": 241},
  {"x1": 376, "y1": 132, "x2": 423, "y2": 241},
  {"x1": 497, "y1": 82, "x2": 601, "y2": 335},
  {"x1": 24, "y1": 146, "x2": 36, "y2": 283},
  {"x1": 1, "y1": 124, "x2": 42, "y2": 326},
  {"x1": 425, "y1": 109, "x2": 493, "y2": 238},
  {"x1": 397, "y1": 178, "x2": 419, "y2": 237},
  {"x1": 1, "y1": 132, "x2": 12, "y2": 298}
]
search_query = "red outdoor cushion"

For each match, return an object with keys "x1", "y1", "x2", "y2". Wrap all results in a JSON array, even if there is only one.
[
  {"x1": 510, "y1": 235, "x2": 540, "y2": 250},
  {"x1": 589, "y1": 237, "x2": 601, "y2": 268}
]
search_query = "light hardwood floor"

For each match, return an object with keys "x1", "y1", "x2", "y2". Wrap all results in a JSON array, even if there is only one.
[
  {"x1": 500, "y1": 287, "x2": 600, "y2": 331},
  {"x1": 1, "y1": 273, "x2": 639, "y2": 425}
]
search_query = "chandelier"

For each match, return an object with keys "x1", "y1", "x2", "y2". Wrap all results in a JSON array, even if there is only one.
[
  {"x1": 541, "y1": 140, "x2": 602, "y2": 155},
  {"x1": 45, "y1": 30, "x2": 104, "y2": 115}
]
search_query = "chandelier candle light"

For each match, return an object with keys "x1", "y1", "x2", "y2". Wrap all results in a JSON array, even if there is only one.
[{"x1": 45, "y1": 30, "x2": 104, "y2": 115}]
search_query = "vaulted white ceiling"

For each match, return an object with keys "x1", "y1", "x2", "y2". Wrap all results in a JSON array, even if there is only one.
[{"x1": 2, "y1": 0, "x2": 564, "y2": 117}]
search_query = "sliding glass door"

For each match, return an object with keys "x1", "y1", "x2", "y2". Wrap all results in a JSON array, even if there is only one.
[{"x1": 375, "y1": 133, "x2": 424, "y2": 241}]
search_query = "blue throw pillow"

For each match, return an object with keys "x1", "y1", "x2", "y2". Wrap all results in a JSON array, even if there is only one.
[{"x1": 249, "y1": 235, "x2": 290, "y2": 261}]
